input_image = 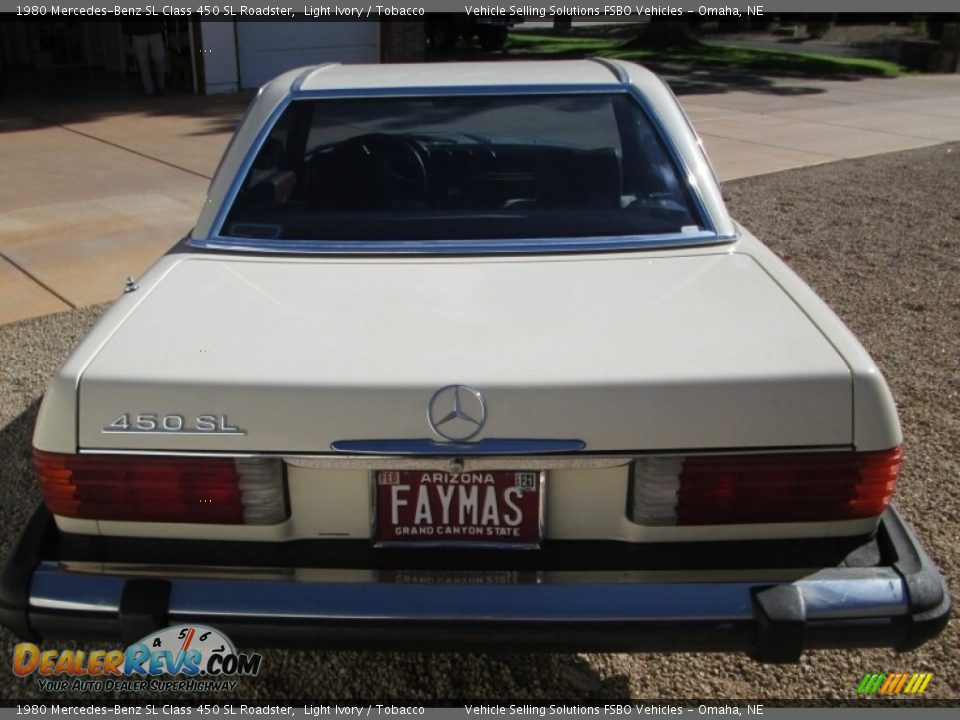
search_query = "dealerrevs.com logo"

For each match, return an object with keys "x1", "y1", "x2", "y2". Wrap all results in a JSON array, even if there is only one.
[{"x1": 13, "y1": 625, "x2": 262, "y2": 693}]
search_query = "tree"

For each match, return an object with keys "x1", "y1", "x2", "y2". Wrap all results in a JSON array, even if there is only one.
[{"x1": 625, "y1": 18, "x2": 695, "y2": 48}]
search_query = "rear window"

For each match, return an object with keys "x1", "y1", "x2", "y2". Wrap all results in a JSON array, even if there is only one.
[{"x1": 222, "y1": 94, "x2": 704, "y2": 243}]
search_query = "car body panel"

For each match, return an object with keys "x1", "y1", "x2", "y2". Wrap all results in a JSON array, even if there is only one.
[{"x1": 75, "y1": 248, "x2": 851, "y2": 454}]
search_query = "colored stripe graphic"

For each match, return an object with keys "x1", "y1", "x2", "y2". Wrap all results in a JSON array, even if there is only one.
[
  {"x1": 857, "y1": 673, "x2": 886, "y2": 694},
  {"x1": 905, "y1": 674, "x2": 934, "y2": 694},
  {"x1": 858, "y1": 672, "x2": 932, "y2": 695},
  {"x1": 882, "y1": 673, "x2": 907, "y2": 693}
]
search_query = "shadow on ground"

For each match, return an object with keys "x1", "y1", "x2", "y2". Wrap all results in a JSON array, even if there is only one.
[
  {"x1": 0, "y1": 68, "x2": 252, "y2": 138},
  {"x1": 5, "y1": 28, "x2": 906, "y2": 135},
  {"x1": 436, "y1": 41, "x2": 847, "y2": 98},
  {"x1": 496, "y1": 22, "x2": 909, "y2": 96},
  {"x1": 0, "y1": 398, "x2": 43, "y2": 560}
]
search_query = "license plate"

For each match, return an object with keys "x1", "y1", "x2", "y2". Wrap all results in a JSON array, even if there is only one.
[
  {"x1": 379, "y1": 570, "x2": 538, "y2": 584},
  {"x1": 374, "y1": 470, "x2": 543, "y2": 548}
]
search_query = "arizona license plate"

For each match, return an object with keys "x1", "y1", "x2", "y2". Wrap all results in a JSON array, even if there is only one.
[{"x1": 375, "y1": 470, "x2": 543, "y2": 548}]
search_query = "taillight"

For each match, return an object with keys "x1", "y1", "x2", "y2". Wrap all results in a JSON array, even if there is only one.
[
  {"x1": 33, "y1": 450, "x2": 287, "y2": 525},
  {"x1": 630, "y1": 447, "x2": 901, "y2": 526}
]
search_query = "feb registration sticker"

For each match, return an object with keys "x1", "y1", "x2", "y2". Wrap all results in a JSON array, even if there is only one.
[{"x1": 375, "y1": 470, "x2": 543, "y2": 548}]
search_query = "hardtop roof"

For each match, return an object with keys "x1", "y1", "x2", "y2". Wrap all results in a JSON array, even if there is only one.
[{"x1": 294, "y1": 59, "x2": 636, "y2": 92}]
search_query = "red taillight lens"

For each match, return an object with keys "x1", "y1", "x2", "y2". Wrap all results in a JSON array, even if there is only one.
[
  {"x1": 631, "y1": 447, "x2": 902, "y2": 526},
  {"x1": 33, "y1": 450, "x2": 287, "y2": 525}
]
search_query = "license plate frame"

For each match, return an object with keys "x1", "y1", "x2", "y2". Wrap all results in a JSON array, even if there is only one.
[{"x1": 372, "y1": 469, "x2": 545, "y2": 549}]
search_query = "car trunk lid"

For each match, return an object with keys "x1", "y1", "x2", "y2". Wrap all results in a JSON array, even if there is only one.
[{"x1": 77, "y1": 252, "x2": 852, "y2": 453}]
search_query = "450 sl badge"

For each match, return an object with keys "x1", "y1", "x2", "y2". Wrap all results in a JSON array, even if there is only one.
[{"x1": 104, "y1": 413, "x2": 246, "y2": 435}]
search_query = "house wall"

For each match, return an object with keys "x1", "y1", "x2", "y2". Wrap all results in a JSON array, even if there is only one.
[
  {"x1": 236, "y1": 22, "x2": 380, "y2": 89},
  {"x1": 200, "y1": 21, "x2": 429, "y2": 94},
  {"x1": 199, "y1": 21, "x2": 240, "y2": 94}
]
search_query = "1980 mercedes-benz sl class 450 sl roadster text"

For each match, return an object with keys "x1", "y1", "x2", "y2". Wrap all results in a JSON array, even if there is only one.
[{"x1": 1, "y1": 60, "x2": 949, "y2": 662}]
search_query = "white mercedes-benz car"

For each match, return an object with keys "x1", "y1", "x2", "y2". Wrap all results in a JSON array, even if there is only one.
[{"x1": 1, "y1": 60, "x2": 948, "y2": 662}]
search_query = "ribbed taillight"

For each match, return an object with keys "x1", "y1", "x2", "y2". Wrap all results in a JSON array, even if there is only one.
[
  {"x1": 34, "y1": 450, "x2": 287, "y2": 525},
  {"x1": 630, "y1": 447, "x2": 902, "y2": 526}
]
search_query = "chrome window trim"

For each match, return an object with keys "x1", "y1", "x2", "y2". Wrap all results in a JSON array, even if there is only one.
[
  {"x1": 189, "y1": 231, "x2": 727, "y2": 256},
  {"x1": 662, "y1": 79, "x2": 725, "y2": 194},
  {"x1": 623, "y1": 84, "x2": 717, "y2": 237},
  {"x1": 205, "y1": 84, "x2": 265, "y2": 195},
  {"x1": 195, "y1": 84, "x2": 734, "y2": 256},
  {"x1": 205, "y1": 93, "x2": 294, "y2": 241}
]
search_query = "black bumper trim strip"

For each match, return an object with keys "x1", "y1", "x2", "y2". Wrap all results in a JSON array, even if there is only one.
[
  {"x1": 119, "y1": 579, "x2": 172, "y2": 646},
  {"x1": 752, "y1": 585, "x2": 806, "y2": 663},
  {"x1": 882, "y1": 504, "x2": 952, "y2": 651}
]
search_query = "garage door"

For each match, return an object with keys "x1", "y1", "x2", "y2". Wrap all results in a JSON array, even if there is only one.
[{"x1": 236, "y1": 22, "x2": 379, "y2": 89}]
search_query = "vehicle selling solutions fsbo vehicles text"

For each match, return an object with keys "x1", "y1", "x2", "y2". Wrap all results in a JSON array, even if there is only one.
[
  {"x1": 464, "y1": 5, "x2": 762, "y2": 17},
  {"x1": 461, "y1": 707, "x2": 761, "y2": 716}
]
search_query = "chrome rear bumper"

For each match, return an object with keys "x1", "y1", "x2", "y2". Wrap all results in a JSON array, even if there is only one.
[{"x1": 1, "y1": 505, "x2": 949, "y2": 662}]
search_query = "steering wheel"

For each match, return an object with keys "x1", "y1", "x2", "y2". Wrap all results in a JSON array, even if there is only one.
[{"x1": 348, "y1": 133, "x2": 427, "y2": 207}]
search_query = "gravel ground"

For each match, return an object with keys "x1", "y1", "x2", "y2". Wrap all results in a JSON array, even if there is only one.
[{"x1": 1, "y1": 143, "x2": 957, "y2": 703}]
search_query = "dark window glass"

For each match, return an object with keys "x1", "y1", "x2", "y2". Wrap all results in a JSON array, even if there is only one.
[{"x1": 223, "y1": 94, "x2": 703, "y2": 243}]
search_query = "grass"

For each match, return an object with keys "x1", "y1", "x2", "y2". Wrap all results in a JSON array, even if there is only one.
[{"x1": 507, "y1": 31, "x2": 905, "y2": 77}]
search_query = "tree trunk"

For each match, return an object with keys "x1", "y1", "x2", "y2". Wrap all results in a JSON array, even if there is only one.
[{"x1": 629, "y1": 18, "x2": 693, "y2": 47}]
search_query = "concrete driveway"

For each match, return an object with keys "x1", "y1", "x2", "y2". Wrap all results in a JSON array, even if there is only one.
[{"x1": 1, "y1": 72, "x2": 959, "y2": 325}]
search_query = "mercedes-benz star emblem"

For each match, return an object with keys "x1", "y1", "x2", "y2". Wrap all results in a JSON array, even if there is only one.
[{"x1": 428, "y1": 385, "x2": 486, "y2": 442}]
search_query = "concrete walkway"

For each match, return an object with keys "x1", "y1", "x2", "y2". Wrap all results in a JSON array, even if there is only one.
[
  {"x1": 688, "y1": 74, "x2": 960, "y2": 179},
  {"x1": 2, "y1": 73, "x2": 959, "y2": 325}
]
